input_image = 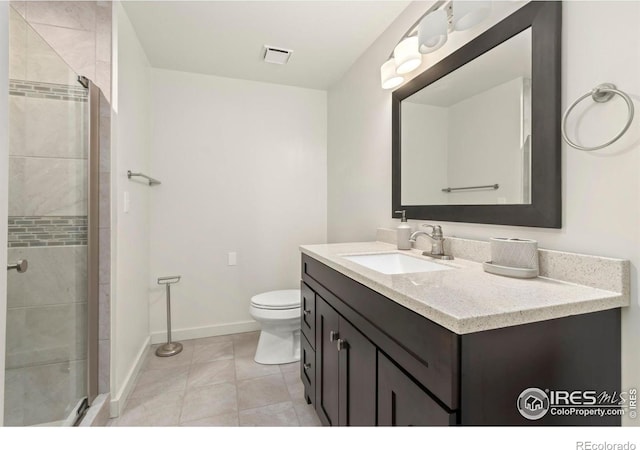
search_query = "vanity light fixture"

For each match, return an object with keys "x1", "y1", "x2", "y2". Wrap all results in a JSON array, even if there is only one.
[
  {"x1": 393, "y1": 35, "x2": 422, "y2": 74},
  {"x1": 453, "y1": 1, "x2": 492, "y2": 31},
  {"x1": 418, "y1": 8, "x2": 448, "y2": 54},
  {"x1": 381, "y1": 58, "x2": 404, "y2": 90},
  {"x1": 380, "y1": 0, "x2": 492, "y2": 89}
]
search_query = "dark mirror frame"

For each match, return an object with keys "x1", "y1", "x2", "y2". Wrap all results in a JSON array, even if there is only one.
[{"x1": 392, "y1": 1, "x2": 562, "y2": 228}]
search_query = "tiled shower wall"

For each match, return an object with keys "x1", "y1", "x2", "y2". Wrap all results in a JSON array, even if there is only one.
[
  {"x1": 10, "y1": 1, "x2": 111, "y2": 100},
  {"x1": 5, "y1": 1, "x2": 112, "y2": 425}
]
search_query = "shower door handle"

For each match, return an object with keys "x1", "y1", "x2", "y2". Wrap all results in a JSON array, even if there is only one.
[{"x1": 7, "y1": 259, "x2": 28, "y2": 273}]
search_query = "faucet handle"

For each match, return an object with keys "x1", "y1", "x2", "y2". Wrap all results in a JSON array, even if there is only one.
[{"x1": 421, "y1": 224, "x2": 443, "y2": 238}]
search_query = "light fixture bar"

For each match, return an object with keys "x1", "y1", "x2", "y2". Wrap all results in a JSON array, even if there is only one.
[{"x1": 380, "y1": 0, "x2": 492, "y2": 89}]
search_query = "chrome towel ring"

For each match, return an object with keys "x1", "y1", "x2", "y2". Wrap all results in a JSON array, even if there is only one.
[{"x1": 561, "y1": 83, "x2": 634, "y2": 151}]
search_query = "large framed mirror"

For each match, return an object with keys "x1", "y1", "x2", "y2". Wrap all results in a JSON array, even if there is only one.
[{"x1": 392, "y1": 1, "x2": 561, "y2": 228}]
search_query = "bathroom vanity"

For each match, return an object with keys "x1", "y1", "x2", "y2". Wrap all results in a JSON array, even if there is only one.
[{"x1": 299, "y1": 240, "x2": 628, "y2": 426}]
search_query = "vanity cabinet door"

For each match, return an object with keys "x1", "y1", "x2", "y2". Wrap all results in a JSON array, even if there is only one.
[
  {"x1": 378, "y1": 352, "x2": 456, "y2": 426},
  {"x1": 315, "y1": 296, "x2": 340, "y2": 426},
  {"x1": 338, "y1": 317, "x2": 376, "y2": 426},
  {"x1": 314, "y1": 296, "x2": 377, "y2": 426}
]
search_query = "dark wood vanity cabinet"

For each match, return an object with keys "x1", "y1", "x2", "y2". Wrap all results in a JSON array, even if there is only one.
[
  {"x1": 301, "y1": 253, "x2": 622, "y2": 426},
  {"x1": 304, "y1": 278, "x2": 378, "y2": 426},
  {"x1": 378, "y1": 352, "x2": 456, "y2": 426},
  {"x1": 315, "y1": 296, "x2": 376, "y2": 426}
]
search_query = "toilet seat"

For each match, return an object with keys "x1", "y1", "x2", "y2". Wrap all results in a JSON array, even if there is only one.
[{"x1": 250, "y1": 289, "x2": 300, "y2": 310}]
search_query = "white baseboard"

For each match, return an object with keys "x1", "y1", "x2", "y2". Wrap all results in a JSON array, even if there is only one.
[
  {"x1": 150, "y1": 320, "x2": 260, "y2": 344},
  {"x1": 110, "y1": 336, "x2": 150, "y2": 418}
]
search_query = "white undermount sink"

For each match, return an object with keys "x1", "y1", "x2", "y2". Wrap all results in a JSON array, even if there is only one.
[{"x1": 342, "y1": 252, "x2": 453, "y2": 275}]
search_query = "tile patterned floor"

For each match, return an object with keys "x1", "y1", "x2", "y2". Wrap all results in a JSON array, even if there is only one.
[{"x1": 109, "y1": 332, "x2": 321, "y2": 427}]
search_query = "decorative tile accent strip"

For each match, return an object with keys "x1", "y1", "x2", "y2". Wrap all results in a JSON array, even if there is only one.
[
  {"x1": 8, "y1": 216, "x2": 87, "y2": 247},
  {"x1": 9, "y1": 79, "x2": 88, "y2": 102}
]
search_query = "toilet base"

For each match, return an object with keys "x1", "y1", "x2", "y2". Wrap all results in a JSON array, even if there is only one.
[{"x1": 254, "y1": 328, "x2": 300, "y2": 365}]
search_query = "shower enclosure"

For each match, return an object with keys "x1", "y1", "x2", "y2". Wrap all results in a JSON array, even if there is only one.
[{"x1": 4, "y1": 7, "x2": 99, "y2": 426}]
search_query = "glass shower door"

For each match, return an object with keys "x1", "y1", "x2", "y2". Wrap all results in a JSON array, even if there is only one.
[{"x1": 4, "y1": 7, "x2": 90, "y2": 426}]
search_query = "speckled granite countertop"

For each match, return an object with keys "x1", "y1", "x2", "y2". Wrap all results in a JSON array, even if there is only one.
[{"x1": 300, "y1": 241, "x2": 629, "y2": 334}]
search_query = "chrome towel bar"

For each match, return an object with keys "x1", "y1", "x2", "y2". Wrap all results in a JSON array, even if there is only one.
[
  {"x1": 127, "y1": 170, "x2": 161, "y2": 186},
  {"x1": 442, "y1": 184, "x2": 499, "y2": 193},
  {"x1": 562, "y1": 83, "x2": 635, "y2": 152}
]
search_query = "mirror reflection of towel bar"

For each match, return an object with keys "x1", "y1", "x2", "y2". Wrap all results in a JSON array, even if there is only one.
[
  {"x1": 127, "y1": 170, "x2": 161, "y2": 186},
  {"x1": 442, "y1": 184, "x2": 499, "y2": 193}
]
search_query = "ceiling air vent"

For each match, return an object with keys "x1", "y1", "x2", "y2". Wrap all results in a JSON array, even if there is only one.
[{"x1": 263, "y1": 46, "x2": 293, "y2": 65}]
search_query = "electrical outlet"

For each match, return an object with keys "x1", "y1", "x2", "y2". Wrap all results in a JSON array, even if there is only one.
[{"x1": 228, "y1": 252, "x2": 237, "y2": 266}]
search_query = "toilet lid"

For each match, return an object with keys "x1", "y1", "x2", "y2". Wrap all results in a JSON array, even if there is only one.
[{"x1": 251, "y1": 289, "x2": 301, "y2": 310}]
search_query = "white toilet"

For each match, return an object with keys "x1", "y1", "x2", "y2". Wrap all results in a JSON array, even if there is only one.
[{"x1": 249, "y1": 289, "x2": 301, "y2": 364}]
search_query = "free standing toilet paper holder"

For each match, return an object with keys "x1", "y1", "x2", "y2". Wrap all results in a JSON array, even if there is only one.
[{"x1": 156, "y1": 275, "x2": 182, "y2": 357}]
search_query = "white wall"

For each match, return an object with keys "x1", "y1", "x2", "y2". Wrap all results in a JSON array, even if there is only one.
[
  {"x1": 148, "y1": 69, "x2": 327, "y2": 341},
  {"x1": 111, "y1": 2, "x2": 152, "y2": 414},
  {"x1": 327, "y1": 1, "x2": 640, "y2": 425},
  {"x1": 0, "y1": 2, "x2": 9, "y2": 426}
]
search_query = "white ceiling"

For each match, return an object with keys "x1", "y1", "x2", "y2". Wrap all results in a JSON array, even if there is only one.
[{"x1": 123, "y1": 1, "x2": 410, "y2": 90}]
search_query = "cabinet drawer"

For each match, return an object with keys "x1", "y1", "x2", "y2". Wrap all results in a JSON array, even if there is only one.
[
  {"x1": 378, "y1": 352, "x2": 456, "y2": 426},
  {"x1": 300, "y1": 281, "x2": 316, "y2": 349},
  {"x1": 300, "y1": 333, "x2": 315, "y2": 406}
]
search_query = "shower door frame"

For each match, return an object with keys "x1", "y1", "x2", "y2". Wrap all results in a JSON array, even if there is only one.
[{"x1": 87, "y1": 79, "x2": 100, "y2": 407}]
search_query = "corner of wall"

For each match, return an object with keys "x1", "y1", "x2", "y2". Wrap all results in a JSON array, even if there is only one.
[{"x1": 112, "y1": 0, "x2": 153, "y2": 411}]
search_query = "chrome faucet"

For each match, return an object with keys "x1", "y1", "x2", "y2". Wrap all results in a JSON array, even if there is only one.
[{"x1": 409, "y1": 224, "x2": 454, "y2": 260}]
